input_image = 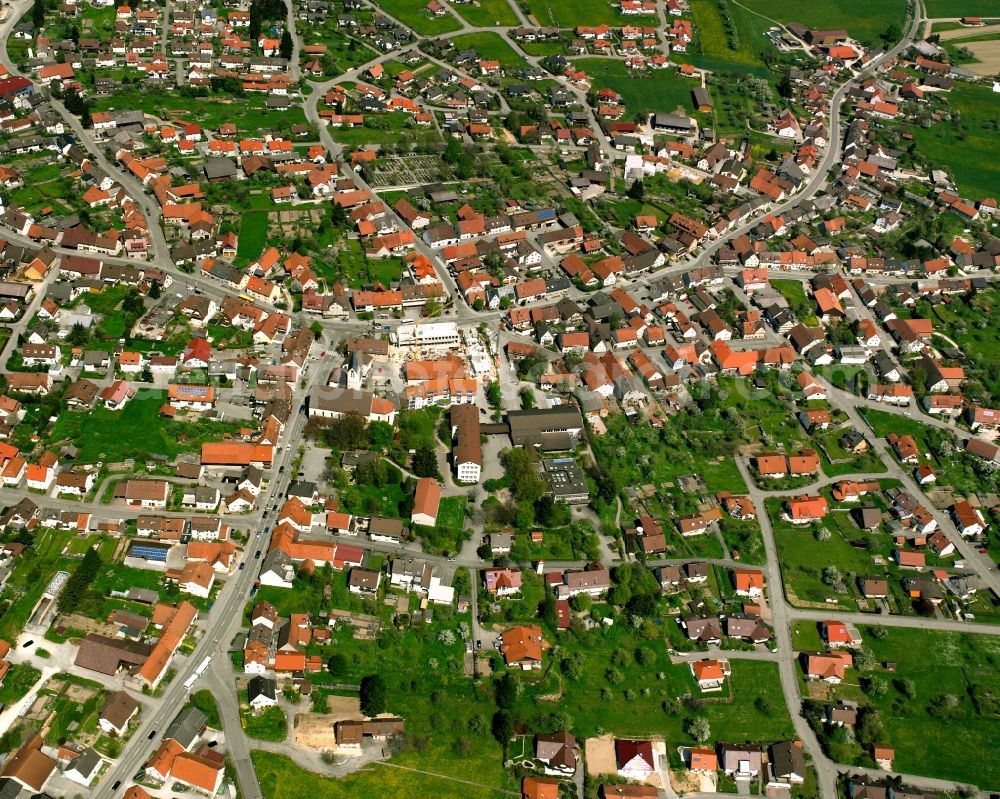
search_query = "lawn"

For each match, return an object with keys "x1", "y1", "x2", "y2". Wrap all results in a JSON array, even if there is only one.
[
  {"x1": 48, "y1": 390, "x2": 243, "y2": 464},
  {"x1": 924, "y1": 0, "x2": 1000, "y2": 16},
  {"x1": 371, "y1": 0, "x2": 462, "y2": 34},
  {"x1": 908, "y1": 81, "x2": 1000, "y2": 200},
  {"x1": 252, "y1": 750, "x2": 503, "y2": 799},
  {"x1": 591, "y1": 412, "x2": 748, "y2": 501},
  {"x1": 242, "y1": 705, "x2": 287, "y2": 742},
  {"x1": 0, "y1": 528, "x2": 77, "y2": 642},
  {"x1": 0, "y1": 664, "x2": 42, "y2": 706},
  {"x1": 509, "y1": 624, "x2": 793, "y2": 766},
  {"x1": 451, "y1": 32, "x2": 528, "y2": 70},
  {"x1": 450, "y1": 0, "x2": 519, "y2": 27},
  {"x1": 928, "y1": 288, "x2": 1000, "y2": 405},
  {"x1": 574, "y1": 59, "x2": 695, "y2": 117},
  {"x1": 289, "y1": 600, "x2": 516, "y2": 795},
  {"x1": 525, "y1": 0, "x2": 619, "y2": 26},
  {"x1": 768, "y1": 498, "x2": 889, "y2": 610},
  {"x1": 94, "y1": 91, "x2": 308, "y2": 134},
  {"x1": 737, "y1": 0, "x2": 906, "y2": 45},
  {"x1": 416, "y1": 496, "x2": 469, "y2": 556},
  {"x1": 237, "y1": 212, "x2": 269, "y2": 261},
  {"x1": 849, "y1": 628, "x2": 1000, "y2": 789}
]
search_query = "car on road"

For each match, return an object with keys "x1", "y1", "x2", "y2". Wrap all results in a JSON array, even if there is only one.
[
  {"x1": 111, "y1": 781, "x2": 121, "y2": 791},
  {"x1": 476, "y1": 640, "x2": 482, "y2": 649},
  {"x1": 255, "y1": 550, "x2": 261, "y2": 558},
  {"x1": 21, "y1": 640, "x2": 33, "y2": 648},
  {"x1": 239, "y1": 563, "x2": 245, "y2": 571},
  {"x1": 147, "y1": 730, "x2": 157, "y2": 740}
]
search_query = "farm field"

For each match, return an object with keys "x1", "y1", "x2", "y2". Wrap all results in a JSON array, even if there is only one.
[
  {"x1": 525, "y1": 0, "x2": 620, "y2": 27},
  {"x1": 924, "y1": 0, "x2": 1000, "y2": 17},
  {"x1": 687, "y1": 0, "x2": 767, "y2": 70},
  {"x1": 911, "y1": 82, "x2": 1000, "y2": 200},
  {"x1": 737, "y1": 0, "x2": 907, "y2": 44}
]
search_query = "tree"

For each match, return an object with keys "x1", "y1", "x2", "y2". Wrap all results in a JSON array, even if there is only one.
[
  {"x1": 894, "y1": 678, "x2": 916, "y2": 699},
  {"x1": 411, "y1": 444, "x2": 438, "y2": 477},
  {"x1": 32, "y1": 0, "x2": 45, "y2": 28},
  {"x1": 627, "y1": 180, "x2": 644, "y2": 200},
  {"x1": 327, "y1": 653, "x2": 348, "y2": 676},
  {"x1": 881, "y1": 22, "x2": 901, "y2": 46},
  {"x1": 776, "y1": 73, "x2": 793, "y2": 99},
  {"x1": 280, "y1": 29, "x2": 293, "y2": 60},
  {"x1": 309, "y1": 321, "x2": 323, "y2": 340},
  {"x1": 494, "y1": 673, "x2": 518, "y2": 709},
  {"x1": 534, "y1": 494, "x2": 556, "y2": 526},
  {"x1": 685, "y1": 716, "x2": 710, "y2": 743},
  {"x1": 67, "y1": 323, "x2": 88, "y2": 347},
  {"x1": 443, "y1": 137, "x2": 464, "y2": 165},
  {"x1": 368, "y1": 421, "x2": 393, "y2": 451},
  {"x1": 359, "y1": 674, "x2": 387, "y2": 715},
  {"x1": 486, "y1": 381, "x2": 502, "y2": 408},
  {"x1": 499, "y1": 448, "x2": 547, "y2": 504},
  {"x1": 58, "y1": 547, "x2": 101, "y2": 614},
  {"x1": 121, "y1": 289, "x2": 145, "y2": 317},
  {"x1": 491, "y1": 710, "x2": 513, "y2": 743}
]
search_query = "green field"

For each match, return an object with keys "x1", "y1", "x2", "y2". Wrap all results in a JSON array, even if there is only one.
[
  {"x1": 48, "y1": 390, "x2": 242, "y2": 464},
  {"x1": 856, "y1": 628, "x2": 1000, "y2": 789},
  {"x1": 525, "y1": 0, "x2": 620, "y2": 26},
  {"x1": 737, "y1": 0, "x2": 907, "y2": 45},
  {"x1": 94, "y1": 91, "x2": 307, "y2": 135},
  {"x1": 252, "y1": 750, "x2": 503, "y2": 799},
  {"x1": 688, "y1": 0, "x2": 766, "y2": 69},
  {"x1": 909, "y1": 82, "x2": 1000, "y2": 200},
  {"x1": 371, "y1": 0, "x2": 462, "y2": 34},
  {"x1": 242, "y1": 705, "x2": 288, "y2": 742},
  {"x1": 451, "y1": 0, "x2": 519, "y2": 27},
  {"x1": 924, "y1": 0, "x2": 1000, "y2": 17},
  {"x1": 574, "y1": 59, "x2": 696, "y2": 117},
  {"x1": 769, "y1": 499, "x2": 883, "y2": 610},
  {"x1": 509, "y1": 625, "x2": 794, "y2": 764},
  {"x1": 450, "y1": 32, "x2": 529, "y2": 70}
]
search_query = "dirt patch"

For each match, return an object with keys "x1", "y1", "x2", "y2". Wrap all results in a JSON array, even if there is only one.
[
  {"x1": 671, "y1": 768, "x2": 702, "y2": 793},
  {"x1": 65, "y1": 684, "x2": 95, "y2": 702},
  {"x1": 326, "y1": 695, "x2": 362, "y2": 719},
  {"x1": 939, "y1": 23, "x2": 1000, "y2": 40},
  {"x1": 59, "y1": 613, "x2": 116, "y2": 637},
  {"x1": 964, "y1": 41, "x2": 1000, "y2": 75},
  {"x1": 805, "y1": 681, "x2": 831, "y2": 700},
  {"x1": 295, "y1": 713, "x2": 340, "y2": 750},
  {"x1": 584, "y1": 735, "x2": 618, "y2": 777}
]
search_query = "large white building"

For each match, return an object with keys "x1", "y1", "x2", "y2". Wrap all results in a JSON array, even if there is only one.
[{"x1": 392, "y1": 321, "x2": 460, "y2": 348}]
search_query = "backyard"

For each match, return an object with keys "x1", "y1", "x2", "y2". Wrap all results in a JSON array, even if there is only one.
[{"x1": 48, "y1": 390, "x2": 243, "y2": 464}]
